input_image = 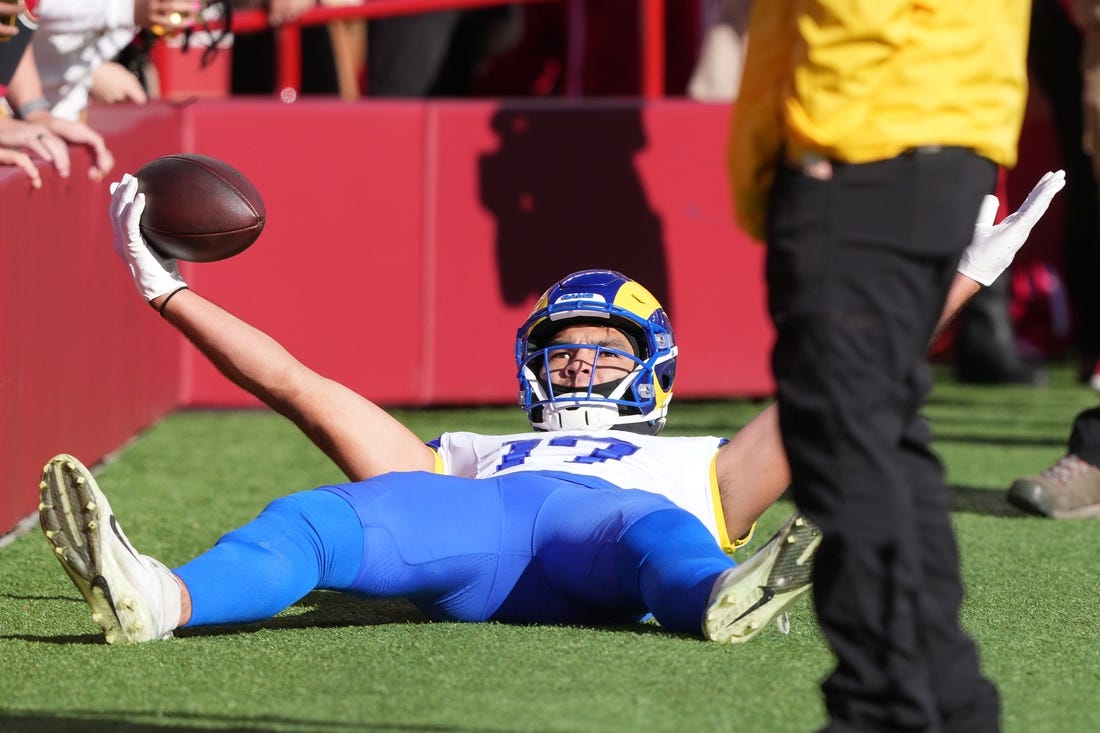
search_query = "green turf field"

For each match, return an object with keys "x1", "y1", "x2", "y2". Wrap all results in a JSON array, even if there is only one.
[{"x1": 2, "y1": 365, "x2": 1099, "y2": 732}]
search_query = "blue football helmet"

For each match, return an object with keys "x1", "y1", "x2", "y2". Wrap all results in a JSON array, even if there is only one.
[{"x1": 515, "y1": 269, "x2": 677, "y2": 434}]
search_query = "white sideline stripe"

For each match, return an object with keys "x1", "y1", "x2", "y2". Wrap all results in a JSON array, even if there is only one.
[{"x1": 0, "y1": 512, "x2": 39, "y2": 550}]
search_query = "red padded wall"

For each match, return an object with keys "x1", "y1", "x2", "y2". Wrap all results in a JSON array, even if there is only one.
[
  {"x1": 0, "y1": 107, "x2": 184, "y2": 533},
  {"x1": 633, "y1": 102, "x2": 772, "y2": 398},
  {"x1": 183, "y1": 100, "x2": 430, "y2": 407}
]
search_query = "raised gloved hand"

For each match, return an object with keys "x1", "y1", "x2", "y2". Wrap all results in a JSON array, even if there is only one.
[
  {"x1": 957, "y1": 169, "x2": 1067, "y2": 287},
  {"x1": 109, "y1": 173, "x2": 186, "y2": 302}
]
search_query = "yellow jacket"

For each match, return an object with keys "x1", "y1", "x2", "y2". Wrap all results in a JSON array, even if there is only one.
[{"x1": 729, "y1": 0, "x2": 1033, "y2": 241}]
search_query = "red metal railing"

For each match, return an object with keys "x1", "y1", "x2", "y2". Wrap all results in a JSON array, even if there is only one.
[{"x1": 227, "y1": 0, "x2": 666, "y2": 99}]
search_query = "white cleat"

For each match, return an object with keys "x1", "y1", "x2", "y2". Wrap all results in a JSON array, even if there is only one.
[
  {"x1": 38, "y1": 454, "x2": 179, "y2": 644},
  {"x1": 703, "y1": 513, "x2": 821, "y2": 644}
]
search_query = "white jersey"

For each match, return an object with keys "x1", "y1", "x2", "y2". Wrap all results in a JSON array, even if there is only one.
[
  {"x1": 32, "y1": 0, "x2": 138, "y2": 120},
  {"x1": 432, "y1": 430, "x2": 734, "y2": 551}
]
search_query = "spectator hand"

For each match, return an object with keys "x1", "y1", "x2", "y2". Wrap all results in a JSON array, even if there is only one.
[
  {"x1": 43, "y1": 116, "x2": 115, "y2": 180},
  {"x1": 957, "y1": 169, "x2": 1067, "y2": 287},
  {"x1": 0, "y1": 118, "x2": 72, "y2": 179},
  {"x1": 0, "y1": 147, "x2": 41, "y2": 188},
  {"x1": 268, "y1": 0, "x2": 313, "y2": 26},
  {"x1": 91, "y1": 62, "x2": 150, "y2": 106},
  {"x1": 136, "y1": 0, "x2": 201, "y2": 31},
  {"x1": 1, "y1": 2, "x2": 22, "y2": 39},
  {"x1": 110, "y1": 174, "x2": 187, "y2": 302}
]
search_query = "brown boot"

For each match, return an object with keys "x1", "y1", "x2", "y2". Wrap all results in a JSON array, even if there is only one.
[{"x1": 1008, "y1": 454, "x2": 1100, "y2": 518}]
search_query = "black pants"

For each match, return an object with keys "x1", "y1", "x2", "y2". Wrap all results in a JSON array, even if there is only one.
[
  {"x1": 765, "y1": 148, "x2": 1001, "y2": 732},
  {"x1": 1066, "y1": 406, "x2": 1100, "y2": 466}
]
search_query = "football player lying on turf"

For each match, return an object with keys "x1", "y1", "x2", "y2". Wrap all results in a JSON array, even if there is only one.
[{"x1": 39, "y1": 170, "x2": 1064, "y2": 645}]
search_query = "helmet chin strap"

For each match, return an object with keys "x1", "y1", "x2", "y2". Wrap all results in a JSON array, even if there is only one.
[
  {"x1": 541, "y1": 377, "x2": 628, "y2": 430},
  {"x1": 541, "y1": 402, "x2": 622, "y2": 431},
  {"x1": 538, "y1": 397, "x2": 662, "y2": 433}
]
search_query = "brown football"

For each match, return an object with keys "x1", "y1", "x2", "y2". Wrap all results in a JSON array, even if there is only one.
[{"x1": 135, "y1": 153, "x2": 266, "y2": 262}]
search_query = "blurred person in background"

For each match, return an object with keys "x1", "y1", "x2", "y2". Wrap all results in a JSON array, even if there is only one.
[
  {"x1": 1008, "y1": 404, "x2": 1100, "y2": 517},
  {"x1": 230, "y1": 0, "x2": 339, "y2": 97},
  {"x1": 1, "y1": 0, "x2": 114, "y2": 186},
  {"x1": 1025, "y1": 0, "x2": 1100, "y2": 386},
  {"x1": 23, "y1": 0, "x2": 203, "y2": 121},
  {"x1": 0, "y1": 0, "x2": 23, "y2": 39},
  {"x1": 366, "y1": 5, "x2": 521, "y2": 97},
  {"x1": 1006, "y1": 0, "x2": 1100, "y2": 520},
  {"x1": 686, "y1": 0, "x2": 750, "y2": 103}
]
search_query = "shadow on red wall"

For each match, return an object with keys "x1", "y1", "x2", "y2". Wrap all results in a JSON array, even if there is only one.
[{"x1": 479, "y1": 103, "x2": 671, "y2": 310}]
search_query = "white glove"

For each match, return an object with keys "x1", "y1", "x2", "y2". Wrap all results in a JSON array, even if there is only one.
[
  {"x1": 957, "y1": 169, "x2": 1067, "y2": 286},
  {"x1": 109, "y1": 173, "x2": 187, "y2": 302}
]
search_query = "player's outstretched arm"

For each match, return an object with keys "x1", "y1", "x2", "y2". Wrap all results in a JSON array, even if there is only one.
[
  {"x1": 109, "y1": 175, "x2": 436, "y2": 480},
  {"x1": 154, "y1": 289, "x2": 436, "y2": 479},
  {"x1": 934, "y1": 169, "x2": 1066, "y2": 341},
  {"x1": 714, "y1": 170, "x2": 1067, "y2": 542}
]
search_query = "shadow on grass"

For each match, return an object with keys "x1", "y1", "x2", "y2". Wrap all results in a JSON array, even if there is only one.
[
  {"x1": 0, "y1": 710, "x2": 514, "y2": 732},
  {"x1": 2, "y1": 590, "x2": 673, "y2": 646},
  {"x1": 174, "y1": 592, "x2": 430, "y2": 641},
  {"x1": 934, "y1": 432, "x2": 1067, "y2": 448},
  {"x1": 176, "y1": 593, "x2": 676, "y2": 643},
  {"x1": 948, "y1": 484, "x2": 1038, "y2": 518},
  {"x1": 0, "y1": 593, "x2": 432, "y2": 645},
  {"x1": 767, "y1": 485, "x2": 1038, "y2": 520}
]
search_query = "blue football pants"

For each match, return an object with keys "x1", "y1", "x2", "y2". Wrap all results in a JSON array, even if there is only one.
[{"x1": 174, "y1": 470, "x2": 734, "y2": 635}]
